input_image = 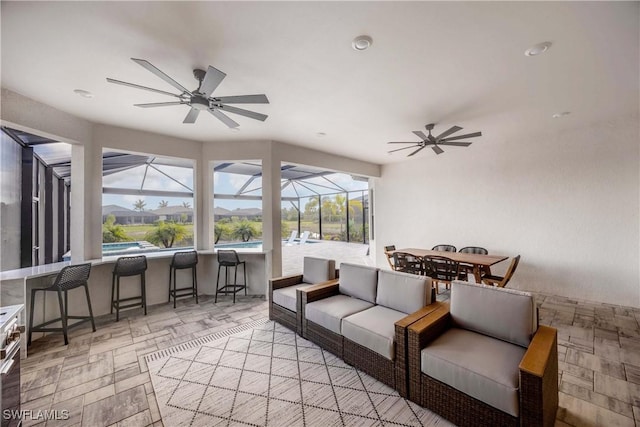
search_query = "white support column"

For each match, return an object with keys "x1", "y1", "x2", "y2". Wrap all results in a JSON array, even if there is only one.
[
  {"x1": 195, "y1": 156, "x2": 214, "y2": 250},
  {"x1": 262, "y1": 144, "x2": 282, "y2": 279},
  {"x1": 70, "y1": 141, "x2": 102, "y2": 262}
]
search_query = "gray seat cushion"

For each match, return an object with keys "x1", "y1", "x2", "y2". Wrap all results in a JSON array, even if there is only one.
[
  {"x1": 376, "y1": 270, "x2": 432, "y2": 314},
  {"x1": 303, "y1": 257, "x2": 336, "y2": 284},
  {"x1": 421, "y1": 328, "x2": 526, "y2": 417},
  {"x1": 339, "y1": 263, "x2": 378, "y2": 304},
  {"x1": 272, "y1": 284, "x2": 315, "y2": 312},
  {"x1": 450, "y1": 281, "x2": 537, "y2": 348},
  {"x1": 305, "y1": 295, "x2": 374, "y2": 334},
  {"x1": 342, "y1": 305, "x2": 408, "y2": 360}
]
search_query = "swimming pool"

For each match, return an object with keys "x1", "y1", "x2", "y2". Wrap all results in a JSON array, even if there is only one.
[{"x1": 215, "y1": 239, "x2": 319, "y2": 249}]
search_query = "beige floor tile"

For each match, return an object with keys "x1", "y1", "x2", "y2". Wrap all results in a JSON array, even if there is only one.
[
  {"x1": 115, "y1": 409, "x2": 152, "y2": 427},
  {"x1": 594, "y1": 372, "x2": 631, "y2": 403},
  {"x1": 81, "y1": 385, "x2": 148, "y2": 427},
  {"x1": 83, "y1": 383, "x2": 116, "y2": 406},
  {"x1": 558, "y1": 393, "x2": 635, "y2": 427}
]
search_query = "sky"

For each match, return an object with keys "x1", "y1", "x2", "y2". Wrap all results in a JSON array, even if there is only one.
[{"x1": 28, "y1": 141, "x2": 368, "y2": 212}]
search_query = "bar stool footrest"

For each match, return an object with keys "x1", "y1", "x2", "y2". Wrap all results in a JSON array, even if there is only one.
[
  {"x1": 217, "y1": 284, "x2": 247, "y2": 294},
  {"x1": 31, "y1": 316, "x2": 93, "y2": 333}
]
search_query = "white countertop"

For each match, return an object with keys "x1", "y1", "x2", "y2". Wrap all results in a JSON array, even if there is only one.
[{"x1": 0, "y1": 248, "x2": 267, "y2": 281}]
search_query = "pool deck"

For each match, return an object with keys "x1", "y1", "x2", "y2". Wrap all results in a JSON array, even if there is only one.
[{"x1": 281, "y1": 240, "x2": 372, "y2": 276}]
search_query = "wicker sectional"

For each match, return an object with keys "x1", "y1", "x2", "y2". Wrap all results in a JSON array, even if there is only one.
[{"x1": 299, "y1": 264, "x2": 435, "y2": 397}]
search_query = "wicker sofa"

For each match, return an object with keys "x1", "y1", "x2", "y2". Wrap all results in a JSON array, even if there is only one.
[
  {"x1": 407, "y1": 281, "x2": 558, "y2": 427},
  {"x1": 300, "y1": 263, "x2": 435, "y2": 396},
  {"x1": 269, "y1": 257, "x2": 337, "y2": 333}
]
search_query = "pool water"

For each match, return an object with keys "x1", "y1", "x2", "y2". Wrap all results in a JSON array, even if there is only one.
[
  {"x1": 103, "y1": 242, "x2": 143, "y2": 251},
  {"x1": 216, "y1": 239, "x2": 319, "y2": 249}
]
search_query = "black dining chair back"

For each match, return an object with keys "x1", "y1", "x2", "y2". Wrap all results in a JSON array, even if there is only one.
[
  {"x1": 393, "y1": 251, "x2": 423, "y2": 275},
  {"x1": 459, "y1": 246, "x2": 488, "y2": 255},
  {"x1": 423, "y1": 255, "x2": 460, "y2": 294},
  {"x1": 432, "y1": 244, "x2": 457, "y2": 252}
]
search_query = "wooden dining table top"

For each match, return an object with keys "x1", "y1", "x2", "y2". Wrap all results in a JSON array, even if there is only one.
[{"x1": 390, "y1": 248, "x2": 508, "y2": 266}]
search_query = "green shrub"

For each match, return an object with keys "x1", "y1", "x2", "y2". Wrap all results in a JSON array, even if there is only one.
[{"x1": 145, "y1": 221, "x2": 187, "y2": 248}]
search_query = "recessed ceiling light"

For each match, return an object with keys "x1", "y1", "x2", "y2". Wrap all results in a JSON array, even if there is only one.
[
  {"x1": 552, "y1": 111, "x2": 571, "y2": 118},
  {"x1": 316, "y1": 132, "x2": 326, "y2": 137},
  {"x1": 352, "y1": 35, "x2": 373, "y2": 51},
  {"x1": 525, "y1": 41, "x2": 552, "y2": 57},
  {"x1": 73, "y1": 89, "x2": 93, "y2": 98}
]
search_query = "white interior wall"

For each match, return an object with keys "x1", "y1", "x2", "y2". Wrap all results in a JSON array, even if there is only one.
[{"x1": 374, "y1": 116, "x2": 640, "y2": 307}]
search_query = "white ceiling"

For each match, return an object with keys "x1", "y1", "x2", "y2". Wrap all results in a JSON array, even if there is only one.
[{"x1": 1, "y1": 2, "x2": 637, "y2": 164}]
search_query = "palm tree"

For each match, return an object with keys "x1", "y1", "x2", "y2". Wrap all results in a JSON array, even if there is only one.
[
  {"x1": 158, "y1": 200, "x2": 169, "y2": 208},
  {"x1": 232, "y1": 220, "x2": 258, "y2": 242},
  {"x1": 144, "y1": 221, "x2": 187, "y2": 248},
  {"x1": 182, "y1": 201, "x2": 191, "y2": 208},
  {"x1": 133, "y1": 199, "x2": 146, "y2": 211}
]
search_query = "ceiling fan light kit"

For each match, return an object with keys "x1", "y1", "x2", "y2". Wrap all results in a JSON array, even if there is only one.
[
  {"x1": 106, "y1": 58, "x2": 269, "y2": 128},
  {"x1": 387, "y1": 123, "x2": 482, "y2": 157}
]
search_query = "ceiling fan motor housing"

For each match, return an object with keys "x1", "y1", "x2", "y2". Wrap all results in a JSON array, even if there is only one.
[{"x1": 190, "y1": 95, "x2": 209, "y2": 110}]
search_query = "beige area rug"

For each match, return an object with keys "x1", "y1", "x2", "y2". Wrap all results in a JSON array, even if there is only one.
[{"x1": 146, "y1": 319, "x2": 452, "y2": 427}]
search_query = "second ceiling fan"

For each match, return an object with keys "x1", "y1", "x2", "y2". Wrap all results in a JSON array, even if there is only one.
[{"x1": 388, "y1": 123, "x2": 482, "y2": 156}]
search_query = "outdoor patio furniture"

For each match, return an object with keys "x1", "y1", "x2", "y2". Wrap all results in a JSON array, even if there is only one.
[
  {"x1": 384, "y1": 245, "x2": 396, "y2": 269},
  {"x1": 407, "y1": 281, "x2": 558, "y2": 427},
  {"x1": 269, "y1": 256, "x2": 337, "y2": 333},
  {"x1": 168, "y1": 250, "x2": 199, "y2": 308},
  {"x1": 482, "y1": 255, "x2": 521, "y2": 288},
  {"x1": 28, "y1": 263, "x2": 95, "y2": 346},
  {"x1": 458, "y1": 246, "x2": 488, "y2": 280},
  {"x1": 215, "y1": 249, "x2": 247, "y2": 303},
  {"x1": 432, "y1": 244, "x2": 457, "y2": 252},
  {"x1": 423, "y1": 255, "x2": 460, "y2": 294},
  {"x1": 392, "y1": 251, "x2": 423, "y2": 275},
  {"x1": 111, "y1": 255, "x2": 148, "y2": 321},
  {"x1": 300, "y1": 263, "x2": 436, "y2": 396}
]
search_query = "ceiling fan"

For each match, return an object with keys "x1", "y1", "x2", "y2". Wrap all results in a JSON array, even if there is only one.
[
  {"x1": 106, "y1": 58, "x2": 269, "y2": 128},
  {"x1": 388, "y1": 123, "x2": 481, "y2": 156}
]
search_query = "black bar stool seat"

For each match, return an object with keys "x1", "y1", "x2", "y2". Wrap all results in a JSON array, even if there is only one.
[
  {"x1": 169, "y1": 251, "x2": 199, "y2": 308},
  {"x1": 28, "y1": 263, "x2": 95, "y2": 346},
  {"x1": 215, "y1": 249, "x2": 247, "y2": 303},
  {"x1": 111, "y1": 255, "x2": 147, "y2": 321}
]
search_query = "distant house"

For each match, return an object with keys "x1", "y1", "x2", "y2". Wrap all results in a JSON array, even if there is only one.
[
  {"x1": 102, "y1": 205, "x2": 158, "y2": 224},
  {"x1": 151, "y1": 206, "x2": 193, "y2": 223},
  {"x1": 214, "y1": 206, "x2": 262, "y2": 221}
]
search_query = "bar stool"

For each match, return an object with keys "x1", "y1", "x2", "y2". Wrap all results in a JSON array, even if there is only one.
[
  {"x1": 111, "y1": 255, "x2": 147, "y2": 321},
  {"x1": 168, "y1": 251, "x2": 199, "y2": 308},
  {"x1": 215, "y1": 250, "x2": 247, "y2": 303},
  {"x1": 28, "y1": 263, "x2": 95, "y2": 346}
]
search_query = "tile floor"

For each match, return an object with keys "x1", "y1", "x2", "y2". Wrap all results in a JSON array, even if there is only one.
[{"x1": 20, "y1": 291, "x2": 640, "y2": 426}]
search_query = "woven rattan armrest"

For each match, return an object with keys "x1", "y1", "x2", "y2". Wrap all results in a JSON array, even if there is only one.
[
  {"x1": 269, "y1": 274, "x2": 304, "y2": 291},
  {"x1": 520, "y1": 325, "x2": 558, "y2": 377},
  {"x1": 407, "y1": 302, "x2": 451, "y2": 346},
  {"x1": 518, "y1": 325, "x2": 559, "y2": 427},
  {"x1": 299, "y1": 279, "x2": 340, "y2": 304}
]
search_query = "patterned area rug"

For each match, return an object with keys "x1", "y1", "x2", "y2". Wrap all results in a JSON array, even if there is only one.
[{"x1": 146, "y1": 319, "x2": 451, "y2": 426}]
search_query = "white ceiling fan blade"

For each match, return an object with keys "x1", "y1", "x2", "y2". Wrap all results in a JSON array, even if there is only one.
[
  {"x1": 412, "y1": 130, "x2": 428, "y2": 141},
  {"x1": 199, "y1": 66, "x2": 226, "y2": 97},
  {"x1": 435, "y1": 125, "x2": 463, "y2": 141},
  {"x1": 208, "y1": 108, "x2": 239, "y2": 128},
  {"x1": 183, "y1": 107, "x2": 200, "y2": 124},
  {"x1": 440, "y1": 131, "x2": 482, "y2": 141},
  {"x1": 214, "y1": 94, "x2": 269, "y2": 104},
  {"x1": 131, "y1": 58, "x2": 191, "y2": 94},
  {"x1": 134, "y1": 101, "x2": 185, "y2": 108},
  {"x1": 218, "y1": 105, "x2": 268, "y2": 121},
  {"x1": 388, "y1": 145, "x2": 420, "y2": 153},
  {"x1": 107, "y1": 78, "x2": 182, "y2": 98}
]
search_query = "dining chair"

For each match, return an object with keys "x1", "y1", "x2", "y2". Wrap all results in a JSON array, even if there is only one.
[
  {"x1": 393, "y1": 251, "x2": 423, "y2": 275},
  {"x1": 458, "y1": 246, "x2": 488, "y2": 281},
  {"x1": 432, "y1": 244, "x2": 457, "y2": 252},
  {"x1": 482, "y1": 255, "x2": 521, "y2": 288},
  {"x1": 384, "y1": 245, "x2": 397, "y2": 270},
  {"x1": 423, "y1": 255, "x2": 460, "y2": 293}
]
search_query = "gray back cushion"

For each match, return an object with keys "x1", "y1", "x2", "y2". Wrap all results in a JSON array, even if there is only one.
[
  {"x1": 450, "y1": 281, "x2": 538, "y2": 348},
  {"x1": 302, "y1": 257, "x2": 336, "y2": 284},
  {"x1": 339, "y1": 263, "x2": 379, "y2": 303},
  {"x1": 376, "y1": 270, "x2": 433, "y2": 314}
]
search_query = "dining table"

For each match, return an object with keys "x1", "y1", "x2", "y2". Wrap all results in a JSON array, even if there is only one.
[{"x1": 390, "y1": 248, "x2": 508, "y2": 283}]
